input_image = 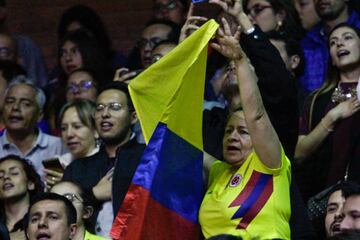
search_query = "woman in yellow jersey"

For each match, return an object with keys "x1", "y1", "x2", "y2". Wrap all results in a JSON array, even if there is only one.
[{"x1": 198, "y1": 3, "x2": 291, "y2": 239}]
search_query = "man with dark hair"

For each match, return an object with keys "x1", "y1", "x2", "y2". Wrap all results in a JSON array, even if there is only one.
[
  {"x1": 300, "y1": 0, "x2": 360, "y2": 95},
  {"x1": 339, "y1": 183, "x2": 360, "y2": 231},
  {"x1": 26, "y1": 192, "x2": 77, "y2": 240},
  {"x1": 63, "y1": 81, "x2": 145, "y2": 237},
  {"x1": 127, "y1": 19, "x2": 180, "y2": 70},
  {"x1": 153, "y1": 0, "x2": 189, "y2": 25}
]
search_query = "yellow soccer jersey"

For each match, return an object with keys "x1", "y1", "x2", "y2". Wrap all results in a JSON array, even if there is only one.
[{"x1": 199, "y1": 149, "x2": 291, "y2": 240}]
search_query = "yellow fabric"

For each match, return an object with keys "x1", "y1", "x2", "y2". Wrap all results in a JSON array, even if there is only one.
[
  {"x1": 128, "y1": 20, "x2": 218, "y2": 150},
  {"x1": 199, "y1": 149, "x2": 291, "y2": 240},
  {"x1": 84, "y1": 231, "x2": 109, "y2": 240}
]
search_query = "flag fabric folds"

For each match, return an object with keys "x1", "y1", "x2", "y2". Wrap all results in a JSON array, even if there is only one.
[{"x1": 110, "y1": 20, "x2": 218, "y2": 240}]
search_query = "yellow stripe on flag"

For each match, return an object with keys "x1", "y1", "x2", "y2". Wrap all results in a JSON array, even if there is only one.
[{"x1": 129, "y1": 20, "x2": 218, "y2": 150}]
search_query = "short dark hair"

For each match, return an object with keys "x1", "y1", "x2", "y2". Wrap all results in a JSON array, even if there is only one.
[
  {"x1": 145, "y1": 19, "x2": 181, "y2": 43},
  {"x1": 28, "y1": 192, "x2": 77, "y2": 225},
  {"x1": 0, "y1": 155, "x2": 44, "y2": 198},
  {"x1": 0, "y1": 60, "x2": 26, "y2": 83},
  {"x1": 266, "y1": 30, "x2": 305, "y2": 77},
  {"x1": 341, "y1": 182, "x2": 360, "y2": 199},
  {"x1": 98, "y1": 81, "x2": 134, "y2": 112}
]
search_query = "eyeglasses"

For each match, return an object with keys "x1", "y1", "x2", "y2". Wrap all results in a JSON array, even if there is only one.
[
  {"x1": 153, "y1": 0, "x2": 179, "y2": 12},
  {"x1": 63, "y1": 193, "x2": 83, "y2": 203},
  {"x1": 67, "y1": 80, "x2": 95, "y2": 93},
  {"x1": 151, "y1": 54, "x2": 163, "y2": 63},
  {"x1": 137, "y1": 37, "x2": 163, "y2": 49},
  {"x1": 247, "y1": 4, "x2": 273, "y2": 17},
  {"x1": 95, "y1": 102, "x2": 123, "y2": 113},
  {"x1": 0, "y1": 47, "x2": 15, "y2": 59}
]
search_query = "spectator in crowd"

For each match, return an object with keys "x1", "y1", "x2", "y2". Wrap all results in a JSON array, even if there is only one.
[
  {"x1": 0, "y1": 155, "x2": 43, "y2": 240},
  {"x1": 243, "y1": 0, "x2": 305, "y2": 40},
  {"x1": 295, "y1": 23, "x2": 360, "y2": 201},
  {"x1": 340, "y1": 183, "x2": 360, "y2": 232},
  {"x1": 44, "y1": 100, "x2": 99, "y2": 189},
  {"x1": 300, "y1": 0, "x2": 360, "y2": 94},
  {"x1": 127, "y1": 19, "x2": 180, "y2": 70},
  {"x1": 66, "y1": 68, "x2": 99, "y2": 102},
  {"x1": 57, "y1": 4, "x2": 126, "y2": 71},
  {"x1": 0, "y1": 33, "x2": 17, "y2": 62},
  {"x1": 63, "y1": 82, "x2": 145, "y2": 237},
  {"x1": 150, "y1": 39, "x2": 177, "y2": 64},
  {"x1": 152, "y1": 0, "x2": 189, "y2": 25},
  {"x1": 26, "y1": 192, "x2": 77, "y2": 240},
  {"x1": 51, "y1": 181, "x2": 107, "y2": 240},
  {"x1": 0, "y1": 77, "x2": 67, "y2": 179},
  {"x1": 46, "y1": 29, "x2": 111, "y2": 134},
  {"x1": 0, "y1": 0, "x2": 48, "y2": 87},
  {"x1": 199, "y1": 17, "x2": 291, "y2": 239},
  {"x1": 293, "y1": 0, "x2": 320, "y2": 30}
]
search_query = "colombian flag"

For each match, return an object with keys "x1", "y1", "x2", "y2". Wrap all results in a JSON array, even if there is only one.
[{"x1": 110, "y1": 20, "x2": 219, "y2": 240}]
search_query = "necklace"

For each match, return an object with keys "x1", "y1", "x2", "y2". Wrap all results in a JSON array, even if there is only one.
[{"x1": 331, "y1": 82, "x2": 357, "y2": 103}]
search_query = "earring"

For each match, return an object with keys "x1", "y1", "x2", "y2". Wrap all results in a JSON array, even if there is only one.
[{"x1": 276, "y1": 21, "x2": 283, "y2": 31}]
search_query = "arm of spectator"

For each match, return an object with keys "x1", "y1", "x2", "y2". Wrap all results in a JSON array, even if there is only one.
[
  {"x1": 212, "y1": 18, "x2": 281, "y2": 168},
  {"x1": 179, "y1": 3, "x2": 208, "y2": 43},
  {"x1": 92, "y1": 167, "x2": 114, "y2": 202},
  {"x1": 44, "y1": 168, "x2": 63, "y2": 190},
  {"x1": 295, "y1": 97, "x2": 360, "y2": 164}
]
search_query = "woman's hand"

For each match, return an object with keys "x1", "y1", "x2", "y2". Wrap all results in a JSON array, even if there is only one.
[
  {"x1": 92, "y1": 167, "x2": 114, "y2": 201},
  {"x1": 211, "y1": 18, "x2": 243, "y2": 60},
  {"x1": 209, "y1": 0, "x2": 244, "y2": 17},
  {"x1": 113, "y1": 68, "x2": 139, "y2": 84},
  {"x1": 44, "y1": 168, "x2": 63, "y2": 190},
  {"x1": 329, "y1": 97, "x2": 360, "y2": 121},
  {"x1": 179, "y1": 3, "x2": 208, "y2": 43}
]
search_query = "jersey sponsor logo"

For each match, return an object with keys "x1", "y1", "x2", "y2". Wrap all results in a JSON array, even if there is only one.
[{"x1": 228, "y1": 171, "x2": 273, "y2": 229}]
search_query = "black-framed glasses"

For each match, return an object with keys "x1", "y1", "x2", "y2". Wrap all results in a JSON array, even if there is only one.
[
  {"x1": 96, "y1": 102, "x2": 123, "y2": 113},
  {"x1": 151, "y1": 54, "x2": 163, "y2": 63},
  {"x1": 67, "y1": 80, "x2": 95, "y2": 93},
  {"x1": 137, "y1": 37, "x2": 163, "y2": 49},
  {"x1": 63, "y1": 193, "x2": 83, "y2": 203},
  {"x1": 153, "y1": 0, "x2": 179, "y2": 12},
  {"x1": 248, "y1": 4, "x2": 272, "y2": 17}
]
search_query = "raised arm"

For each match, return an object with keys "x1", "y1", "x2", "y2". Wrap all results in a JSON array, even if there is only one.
[{"x1": 211, "y1": 18, "x2": 281, "y2": 168}]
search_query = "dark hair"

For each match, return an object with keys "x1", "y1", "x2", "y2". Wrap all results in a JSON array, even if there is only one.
[
  {"x1": 0, "y1": 60, "x2": 26, "y2": 83},
  {"x1": 98, "y1": 81, "x2": 134, "y2": 112},
  {"x1": 266, "y1": 30, "x2": 305, "y2": 76},
  {"x1": 243, "y1": 0, "x2": 305, "y2": 40},
  {"x1": 307, "y1": 23, "x2": 360, "y2": 130},
  {"x1": 0, "y1": 155, "x2": 44, "y2": 198},
  {"x1": 152, "y1": 39, "x2": 178, "y2": 52},
  {"x1": 28, "y1": 192, "x2": 77, "y2": 225},
  {"x1": 58, "y1": 99, "x2": 96, "y2": 130},
  {"x1": 58, "y1": 29, "x2": 111, "y2": 84},
  {"x1": 57, "y1": 5, "x2": 112, "y2": 57},
  {"x1": 145, "y1": 19, "x2": 181, "y2": 43}
]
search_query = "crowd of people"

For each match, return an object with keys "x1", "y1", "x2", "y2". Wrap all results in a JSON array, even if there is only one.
[{"x1": 0, "y1": 0, "x2": 360, "y2": 239}]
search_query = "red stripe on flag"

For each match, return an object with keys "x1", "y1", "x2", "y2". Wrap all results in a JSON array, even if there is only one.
[
  {"x1": 111, "y1": 184, "x2": 200, "y2": 240},
  {"x1": 229, "y1": 171, "x2": 262, "y2": 207},
  {"x1": 237, "y1": 177, "x2": 273, "y2": 229}
]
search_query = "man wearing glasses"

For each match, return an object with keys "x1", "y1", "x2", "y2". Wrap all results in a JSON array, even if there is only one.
[
  {"x1": 153, "y1": 0, "x2": 189, "y2": 24},
  {"x1": 63, "y1": 82, "x2": 145, "y2": 238}
]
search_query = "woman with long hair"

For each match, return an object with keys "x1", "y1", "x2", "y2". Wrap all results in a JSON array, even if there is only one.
[{"x1": 295, "y1": 23, "x2": 360, "y2": 200}]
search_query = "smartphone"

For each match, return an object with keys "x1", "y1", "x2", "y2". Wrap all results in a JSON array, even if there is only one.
[{"x1": 42, "y1": 158, "x2": 64, "y2": 173}]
